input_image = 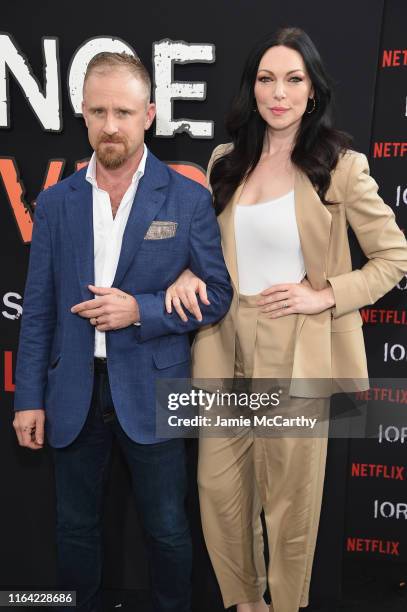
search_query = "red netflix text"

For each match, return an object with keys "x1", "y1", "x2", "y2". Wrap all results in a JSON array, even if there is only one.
[
  {"x1": 361, "y1": 308, "x2": 407, "y2": 325},
  {"x1": 382, "y1": 49, "x2": 407, "y2": 67},
  {"x1": 373, "y1": 142, "x2": 407, "y2": 158},
  {"x1": 347, "y1": 537, "x2": 399, "y2": 556},
  {"x1": 351, "y1": 463, "x2": 405, "y2": 480},
  {"x1": 355, "y1": 387, "x2": 407, "y2": 404}
]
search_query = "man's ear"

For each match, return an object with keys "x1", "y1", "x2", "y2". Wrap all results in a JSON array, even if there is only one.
[{"x1": 145, "y1": 102, "x2": 156, "y2": 130}]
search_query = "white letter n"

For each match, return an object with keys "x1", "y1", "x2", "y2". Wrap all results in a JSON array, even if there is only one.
[{"x1": 0, "y1": 34, "x2": 61, "y2": 131}]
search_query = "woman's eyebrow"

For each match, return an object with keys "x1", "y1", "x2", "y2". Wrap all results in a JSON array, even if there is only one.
[{"x1": 257, "y1": 68, "x2": 305, "y2": 75}]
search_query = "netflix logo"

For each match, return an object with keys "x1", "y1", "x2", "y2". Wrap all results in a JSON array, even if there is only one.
[
  {"x1": 373, "y1": 142, "x2": 407, "y2": 158},
  {"x1": 361, "y1": 308, "x2": 407, "y2": 325},
  {"x1": 347, "y1": 537, "x2": 400, "y2": 556},
  {"x1": 351, "y1": 463, "x2": 405, "y2": 480},
  {"x1": 381, "y1": 49, "x2": 407, "y2": 67},
  {"x1": 356, "y1": 386, "x2": 407, "y2": 404}
]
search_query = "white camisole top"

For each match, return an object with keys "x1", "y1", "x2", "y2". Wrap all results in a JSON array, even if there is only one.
[{"x1": 234, "y1": 190, "x2": 306, "y2": 295}]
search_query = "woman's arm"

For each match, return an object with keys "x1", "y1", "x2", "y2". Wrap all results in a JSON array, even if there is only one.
[
  {"x1": 258, "y1": 151, "x2": 407, "y2": 319},
  {"x1": 327, "y1": 152, "x2": 407, "y2": 318}
]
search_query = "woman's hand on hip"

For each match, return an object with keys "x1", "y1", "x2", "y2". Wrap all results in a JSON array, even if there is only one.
[
  {"x1": 165, "y1": 268, "x2": 210, "y2": 322},
  {"x1": 257, "y1": 278, "x2": 335, "y2": 318}
]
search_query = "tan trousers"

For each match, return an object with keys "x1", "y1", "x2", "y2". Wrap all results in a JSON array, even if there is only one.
[{"x1": 198, "y1": 294, "x2": 329, "y2": 611}]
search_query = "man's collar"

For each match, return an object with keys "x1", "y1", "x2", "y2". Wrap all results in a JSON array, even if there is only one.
[{"x1": 85, "y1": 143, "x2": 148, "y2": 188}]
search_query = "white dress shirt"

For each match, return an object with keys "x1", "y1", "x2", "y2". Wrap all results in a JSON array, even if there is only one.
[
  {"x1": 234, "y1": 191, "x2": 306, "y2": 295},
  {"x1": 86, "y1": 145, "x2": 147, "y2": 358}
]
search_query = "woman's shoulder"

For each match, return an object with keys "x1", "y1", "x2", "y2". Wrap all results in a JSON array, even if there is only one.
[
  {"x1": 207, "y1": 142, "x2": 234, "y2": 176},
  {"x1": 334, "y1": 149, "x2": 369, "y2": 176},
  {"x1": 213, "y1": 142, "x2": 234, "y2": 155},
  {"x1": 330, "y1": 149, "x2": 370, "y2": 188},
  {"x1": 330, "y1": 149, "x2": 375, "y2": 202},
  {"x1": 209, "y1": 142, "x2": 233, "y2": 162}
]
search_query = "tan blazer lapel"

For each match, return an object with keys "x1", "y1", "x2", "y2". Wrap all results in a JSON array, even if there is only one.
[
  {"x1": 292, "y1": 168, "x2": 334, "y2": 386},
  {"x1": 294, "y1": 168, "x2": 332, "y2": 290},
  {"x1": 218, "y1": 182, "x2": 245, "y2": 292}
]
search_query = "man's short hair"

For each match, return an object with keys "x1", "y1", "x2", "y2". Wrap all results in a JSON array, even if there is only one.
[{"x1": 83, "y1": 52, "x2": 151, "y2": 100}]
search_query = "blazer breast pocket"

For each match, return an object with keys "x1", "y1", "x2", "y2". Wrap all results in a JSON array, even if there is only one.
[{"x1": 144, "y1": 221, "x2": 178, "y2": 240}]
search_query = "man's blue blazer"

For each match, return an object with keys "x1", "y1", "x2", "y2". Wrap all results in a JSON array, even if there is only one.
[{"x1": 14, "y1": 150, "x2": 233, "y2": 447}]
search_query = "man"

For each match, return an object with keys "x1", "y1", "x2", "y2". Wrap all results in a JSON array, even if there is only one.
[{"x1": 13, "y1": 52, "x2": 232, "y2": 612}]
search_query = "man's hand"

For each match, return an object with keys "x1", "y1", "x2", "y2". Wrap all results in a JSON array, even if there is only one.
[
  {"x1": 165, "y1": 269, "x2": 209, "y2": 322},
  {"x1": 71, "y1": 285, "x2": 140, "y2": 331},
  {"x1": 257, "y1": 278, "x2": 335, "y2": 318},
  {"x1": 13, "y1": 409, "x2": 45, "y2": 450}
]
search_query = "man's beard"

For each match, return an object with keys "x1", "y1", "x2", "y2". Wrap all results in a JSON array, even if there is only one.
[{"x1": 96, "y1": 135, "x2": 129, "y2": 169}]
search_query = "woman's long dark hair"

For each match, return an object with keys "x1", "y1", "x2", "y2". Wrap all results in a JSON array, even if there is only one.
[{"x1": 211, "y1": 27, "x2": 352, "y2": 214}]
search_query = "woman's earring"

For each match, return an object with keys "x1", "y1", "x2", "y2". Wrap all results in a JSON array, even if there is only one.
[
  {"x1": 306, "y1": 97, "x2": 316, "y2": 114},
  {"x1": 252, "y1": 106, "x2": 257, "y2": 113}
]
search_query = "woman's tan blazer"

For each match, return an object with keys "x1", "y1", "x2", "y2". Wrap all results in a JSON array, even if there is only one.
[{"x1": 192, "y1": 144, "x2": 407, "y2": 396}]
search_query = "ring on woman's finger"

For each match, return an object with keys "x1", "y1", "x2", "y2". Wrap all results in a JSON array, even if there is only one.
[{"x1": 281, "y1": 302, "x2": 289, "y2": 309}]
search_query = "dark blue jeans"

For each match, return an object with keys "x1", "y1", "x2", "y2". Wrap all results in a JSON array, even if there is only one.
[{"x1": 52, "y1": 361, "x2": 192, "y2": 612}]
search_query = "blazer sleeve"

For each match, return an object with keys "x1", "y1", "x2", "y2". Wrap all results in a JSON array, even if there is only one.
[
  {"x1": 327, "y1": 153, "x2": 407, "y2": 318},
  {"x1": 14, "y1": 193, "x2": 56, "y2": 410}
]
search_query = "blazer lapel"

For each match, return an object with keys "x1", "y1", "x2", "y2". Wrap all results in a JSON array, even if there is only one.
[
  {"x1": 294, "y1": 168, "x2": 332, "y2": 290},
  {"x1": 65, "y1": 170, "x2": 95, "y2": 301},
  {"x1": 218, "y1": 182, "x2": 245, "y2": 292},
  {"x1": 113, "y1": 151, "x2": 169, "y2": 287}
]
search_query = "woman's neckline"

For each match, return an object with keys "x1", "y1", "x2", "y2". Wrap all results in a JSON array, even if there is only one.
[{"x1": 237, "y1": 189, "x2": 294, "y2": 208}]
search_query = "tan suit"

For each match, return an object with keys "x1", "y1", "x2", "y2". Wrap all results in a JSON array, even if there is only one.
[
  {"x1": 193, "y1": 145, "x2": 407, "y2": 611},
  {"x1": 193, "y1": 145, "x2": 407, "y2": 385}
]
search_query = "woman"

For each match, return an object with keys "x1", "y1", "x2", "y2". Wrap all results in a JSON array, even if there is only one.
[{"x1": 165, "y1": 28, "x2": 407, "y2": 612}]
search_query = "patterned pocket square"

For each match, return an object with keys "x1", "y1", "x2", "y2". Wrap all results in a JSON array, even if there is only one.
[{"x1": 144, "y1": 221, "x2": 178, "y2": 240}]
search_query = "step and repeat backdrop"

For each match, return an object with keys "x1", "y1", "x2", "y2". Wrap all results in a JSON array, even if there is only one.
[
  {"x1": 0, "y1": 0, "x2": 405, "y2": 605},
  {"x1": 345, "y1": 0, "x2": 407, "y2": 566}
]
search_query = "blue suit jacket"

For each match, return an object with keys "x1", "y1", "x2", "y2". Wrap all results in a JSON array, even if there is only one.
[{"x1": 14, "y1": 150, "x2": 232, "y2": 447}]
